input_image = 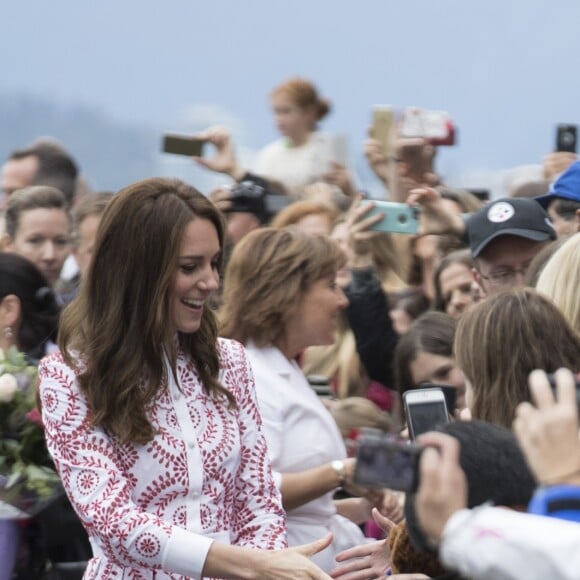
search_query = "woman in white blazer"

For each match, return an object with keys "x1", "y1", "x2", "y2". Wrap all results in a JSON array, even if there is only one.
[{"x1": 221, "y1": 227, "x2": 374, "y2": 572}]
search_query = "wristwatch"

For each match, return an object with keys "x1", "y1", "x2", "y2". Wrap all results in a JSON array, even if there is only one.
[{"x1": 331, "y1": 460, "x2": 346, "y2": 488}]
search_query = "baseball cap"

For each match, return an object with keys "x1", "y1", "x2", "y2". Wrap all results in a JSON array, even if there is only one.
[
  {"x1": 535, "y1": 160, "x2": 580, "y2": 208},
  {"x1": 468, "y1": 198, "x2": 556, "y2": 258}
]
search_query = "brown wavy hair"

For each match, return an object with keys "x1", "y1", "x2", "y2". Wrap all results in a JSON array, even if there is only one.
[
  {"x1": 58, "y1": 178, "x2": 232, "y2": 445},
  {"x1": 454, "y1": 288, "x2": 580, "y2": 429},
  {"x1": 220, "y1": 227, "x2": 345, "y2": 347}
]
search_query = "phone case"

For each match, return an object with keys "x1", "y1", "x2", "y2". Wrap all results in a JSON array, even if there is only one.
[{"x1": 364, "y1": 200, "x2": 419, "y2": 235}]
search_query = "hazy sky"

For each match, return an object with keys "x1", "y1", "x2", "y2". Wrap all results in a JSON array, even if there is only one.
[{"x1": 1, "y1": 0, "x2": 579, "y2": 194}]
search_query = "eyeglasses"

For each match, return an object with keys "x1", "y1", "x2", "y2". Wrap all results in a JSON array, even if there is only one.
[{"x1": 478, "y1": 267, "x2": 528, "y2": 287}]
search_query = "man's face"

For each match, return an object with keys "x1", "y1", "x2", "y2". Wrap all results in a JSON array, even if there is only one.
[
  {"x1": 473, "y1": 235, "x2": 547, "y2": 297},
  {"x1": 1, "y1": 156, "x2": 39, "y2": 199}
]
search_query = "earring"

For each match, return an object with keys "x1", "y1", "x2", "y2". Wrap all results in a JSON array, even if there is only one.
[{"x1": 3, "y1": 327, "x2": 13, "y2": 339}]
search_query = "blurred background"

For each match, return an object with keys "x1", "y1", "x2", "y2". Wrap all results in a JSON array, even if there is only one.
[{"x1": 1, "y1": 0, "x2": 578, "y2": 197}]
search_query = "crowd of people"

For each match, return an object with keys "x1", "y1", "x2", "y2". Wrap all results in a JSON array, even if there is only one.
[{"x1": 1, "y1": 76, "x2": 580, "y2": 579}]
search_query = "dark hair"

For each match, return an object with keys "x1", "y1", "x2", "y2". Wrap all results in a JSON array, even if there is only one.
[
  {"x1": 390, "y1": 288, "x2": 430, "y2": 321},
  {"x1": 4, "y1": 185, "x2": 70, "y2": 239},
  {"x1": 58, "y1": 178, "x2": 231, "y2": 445},
  {"x1": 433, "y1": 249, "x2": 474, "y2": 312},
  {"x1": 394, "y1": 311, "x2": 456, "y2": 395},
  {"x1": 551, "y1": 198, "x2": 580, "y2": 220},
  {"x1": 11, "y1": 142, "x2": 78, "y2": 205},
  {"x1": 0, "y1": 253, "x2": 59, "y2": 359},
  {"x1": 405, "y1": 420, "x2": 536, "y2": 554}
]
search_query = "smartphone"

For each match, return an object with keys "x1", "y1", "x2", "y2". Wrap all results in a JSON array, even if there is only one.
[
  {"x1": 162, "y1": 134, "x2": 205, "y2": 157},
  {"x1": 361, "y1": 200, "x2": 420, "y2": 235},
  {"x1": 403, "y1": 387, "x2": 450, "y2": 441},
  {"x1": 556, "y1": 124, "x2": 578, "y2": 153},
  {"x1": 400, "y1": 108, "x2": 456, "y2": 146},
  {"x1": 372, "y1": 106, "x2": 395, "y2": 159},
  {"x1": 326, "y1": 133, "x2": 349, "y2": 166},
  {"x1": 354, "y1": 430, "x2": 423, "y2": 492},
  {"x1": 416, "y1": 383, "x2": 457, "y2": 414},
  {"x1": 546, "y1": 373, "x2": 580, "y2": 405}
]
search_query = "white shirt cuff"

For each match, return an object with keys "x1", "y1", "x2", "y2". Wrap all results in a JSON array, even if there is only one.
[{"x1": 163, "y1": 526, "x2": 214, "y2": 578}]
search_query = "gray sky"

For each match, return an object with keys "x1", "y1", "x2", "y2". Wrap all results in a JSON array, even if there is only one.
[{"x1": 1, "y1": 0, "x2": 579, "y2": 193}]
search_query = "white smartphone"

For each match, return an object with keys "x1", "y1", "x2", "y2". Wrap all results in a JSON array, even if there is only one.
[
  {"x1": 403, "y1": 387, "x2": 450, "y2": 441},
  {"x1": 328, "y1": 133, "x2": 349, "y2": 166}
]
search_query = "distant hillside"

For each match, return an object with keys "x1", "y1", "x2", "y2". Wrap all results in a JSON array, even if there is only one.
[{"x1": 0, "y1": 92, "x2": 159, "y2": 191}]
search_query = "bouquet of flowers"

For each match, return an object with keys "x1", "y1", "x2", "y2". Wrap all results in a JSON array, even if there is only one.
[{"x1": 0, "y1": 347, "x2": 61, "y2": 518}]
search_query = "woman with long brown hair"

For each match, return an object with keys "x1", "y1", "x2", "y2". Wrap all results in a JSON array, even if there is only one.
[
  {"x1": 454, "y1": 288, "x2": 580, "y2": 429},
  {"x1": 38, "y1": 178, "x2": 332, "y2": 579}
]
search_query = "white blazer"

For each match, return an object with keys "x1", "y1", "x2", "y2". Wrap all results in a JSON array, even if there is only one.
[{"x1": 245, "y1": 342, "x2": 367, "y2": 572}]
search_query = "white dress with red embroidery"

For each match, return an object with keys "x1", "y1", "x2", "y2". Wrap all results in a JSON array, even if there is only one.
[{"x1": 38, "y1": 338, "x2": 286, "y2": 579}]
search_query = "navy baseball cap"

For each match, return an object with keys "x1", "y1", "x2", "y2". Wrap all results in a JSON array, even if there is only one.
[
  {"x1": 535, "y1": 160, "x2": 580, "y2": 208},
  {"x1": 468, "y1": 198, "x2": 556, "y2": 258}
]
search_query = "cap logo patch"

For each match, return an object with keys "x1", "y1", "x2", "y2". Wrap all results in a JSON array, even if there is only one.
[{"x1": 487, "y1": 202, "x2": 515, "y2": 223}]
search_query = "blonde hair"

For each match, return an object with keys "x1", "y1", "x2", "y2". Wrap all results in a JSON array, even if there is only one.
[
  {"x1": 330, "y1": 397, "x2": 393, "y2": 437},
  {"x1": 270, "y1": 200, "x2": 339, "y2": 231},
  {"x1": 220, "y1": 227, "x2": 345, "y2": 347},
  {"x1": 536, "y1": 232, "x2": 580, "y2": 334},
  {"x1": 302, "y1": 315, "x2": 365, "y2": 399}
]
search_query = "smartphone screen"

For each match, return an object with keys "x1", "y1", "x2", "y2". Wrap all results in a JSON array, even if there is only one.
[
  {"x1": 404, "y1": 388, "x2": 450, "y2": 440},
  {"x1": 162, "y1": 134, "x2": 205, "y2": 157},
  {"x1": 354, "y1": 437, "x2": 423, "y2": 492}
]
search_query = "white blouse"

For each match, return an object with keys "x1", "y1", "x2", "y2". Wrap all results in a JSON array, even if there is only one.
[
  {"x1": 38, "y1": 338, "x2": 286, "y2": 579},
  {"x1": 245, "y1": 343, "x2": 367, "y2": 572}
]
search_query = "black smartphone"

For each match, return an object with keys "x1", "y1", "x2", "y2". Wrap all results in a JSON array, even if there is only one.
[
  {"x1": 546, "y1": 373, "x2": 580, "y2": 405},
  {"x1": 162, "y1": 134, "x2": 205, "y2": 157},
  {"x1": 403, "y1": 387, "x2": 450, "y2": 441},
  {"x1": 354, "y1": 430, "x2": 423, "y2": 492},
  {"x1": 556, "y1": 124, "x2": 578, "y2": 153}
]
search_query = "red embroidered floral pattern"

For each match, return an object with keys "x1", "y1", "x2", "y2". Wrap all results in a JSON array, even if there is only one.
[{"x1": 38, "y1": 339, "x2": 286, "y2": 579}]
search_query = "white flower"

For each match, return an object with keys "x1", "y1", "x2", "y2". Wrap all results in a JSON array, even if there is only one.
[{"x1": 0, "y1": 373, "x2": 18, "y2": 403}]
